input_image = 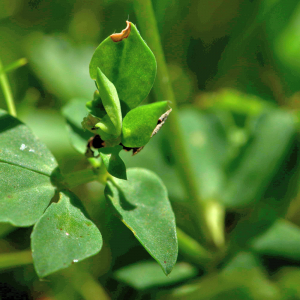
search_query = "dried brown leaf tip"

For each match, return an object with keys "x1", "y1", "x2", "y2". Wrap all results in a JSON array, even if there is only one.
[
  {"x1": 151, "y1": 109, "x2": 172, "y2": 137},
  {"x1": 110, "y1": 21, "x2": 131, "y2": 42}
]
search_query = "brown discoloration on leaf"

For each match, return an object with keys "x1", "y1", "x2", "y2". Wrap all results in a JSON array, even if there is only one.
[
  {"x1": 151, "y1": 108, "x2": 172, "y2": 137},
  {"x1": 119, "y1": 108, "x2": 172, "y2": 156},
  {"x1": 110, "y1": 21, "x2": 131, "y2": 42}
]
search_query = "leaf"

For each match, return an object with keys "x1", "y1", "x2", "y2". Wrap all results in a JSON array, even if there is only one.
[
  {"x1": 61, "y1": 98, "x2": 93, "y2": 154},
  {"x1": 121, "y1": 101, "x2": 169, "y2": 147},
  {"x1": 0, "y1": 109, "x2": 58, "y2": 226},
  {"x1": 179, "y1": 108, "x2": 227, "y2": 201},
  {"x1": 89, "y1": 21, "x2": 157, "y2": 109},
  {"x1": 99, "y1": 145, "x2": 127, "y2": 180},
  {"x1": 26, "y1": 34, "x2": 95, "y2": 102},
  {"x1": 31, "y1": 190, "x2": 103, "y2": 278},
  {"x1": 114, "y1": 261, "x2": 197, "y2": 290},
  {"x1": 105, "y1": 168, "x2": 178, "y2": 275},
  {"x1": 94, "y1": 67, "x2": 122, "y2": 136},
  {"x1": 221, "y1": 110, "x2": 296, "y2": 208},
  {"x1": 251, "y1": 219, "x2": 300, "y2": 260}
]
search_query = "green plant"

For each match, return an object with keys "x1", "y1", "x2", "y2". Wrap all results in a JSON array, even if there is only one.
[
  {"x1": 0, "y1": 16, "x2": 179, "y2": 279},
  {"x1": 2, "y1": 0, "x2": 300, "y2": 299}
]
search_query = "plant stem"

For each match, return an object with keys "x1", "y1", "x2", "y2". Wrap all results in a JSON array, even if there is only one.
[
  {"x1": 0, "y1": 250, "x2": 33, "y2": 270},
  {"x1": 65, "y1": 267, "x2": 111, "y2": 300},
  {"x1": 133, "y1": 0, "x2": 223, "y2": 247},
  {"x1": 0, "y1": 58, "x2": 17, "y2": 117},
  {"x1": 63, "y1": 168, "x2": 100, "y2": 188},
  {"x1": 2, "y1": 58, "x2": 27, "y2": 74},
  {"x1": 177, "y1": 227, "x2": 212, "y2": 268}
]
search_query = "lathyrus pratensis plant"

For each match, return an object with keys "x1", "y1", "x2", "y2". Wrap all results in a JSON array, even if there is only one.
[{"x1": 0, "y1": 21, "x2": 177, "y2": 278}]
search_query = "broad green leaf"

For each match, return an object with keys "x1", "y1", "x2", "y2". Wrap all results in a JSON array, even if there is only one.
[
  {"x1": 221, "y1": 110, "x2": 296, "y2": 208},
  {"x1": 94, "y1": 67, "x2": 122, "y2": 136},
  {"x1": 89, "y1": 21, "x2": 156, "y2": 109},
  {"x1": 0, "y1": 109, "x2": 57, "y2": 226},
  {"x1": 121, "y1": 101, "x2": 169, "y2": 147},
  {"x1": 99, "y1": 145, "x2": 127, "y2": 180},
  {"x1": 114, "y1": 261, "x2": 197, "y2": 290},
  {"x1": 31, "y1": 191, "x2": 103, "y2": 278},
  {"x1": 251, "y1": 219, "x2": 300, "y2": 260},
  {"x1": 62, "y1": 98, "x2": 93, "y2": 154},
  {"x1": 105, "y1": 168, "x2": 178, "y2": 275}
]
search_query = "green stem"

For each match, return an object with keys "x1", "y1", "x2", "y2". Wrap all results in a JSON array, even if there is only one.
[
  {"x1": 63, "y1": 168, "x2": 100, "y2": 188},
  {"x1": 133, "y1": 0, "x2": 224, "y2": 247},
  {"x1": 0, "y1": 250, "x2": 33, "y2": 270},
  {"x1": 2, "y1": 58, "x2": 27, "y2": 74},
  {"x1": 177, "y1": 227, "x2": 212, "y2": 268},
  {"x1": 65, "y1": 267, "x2": 111, "y2": 300},
  {"x1": 0, "y1": 58, "x2": 17, "y2": 117}
]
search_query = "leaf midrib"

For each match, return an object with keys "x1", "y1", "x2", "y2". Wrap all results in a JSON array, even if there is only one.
[{"x1": 0, "y1": 160, "x2": 52, "y2": 177}]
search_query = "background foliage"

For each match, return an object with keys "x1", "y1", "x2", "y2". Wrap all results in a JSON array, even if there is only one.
[{"x1": 1, "y1": 0, "x2": 300, "y2": 299}]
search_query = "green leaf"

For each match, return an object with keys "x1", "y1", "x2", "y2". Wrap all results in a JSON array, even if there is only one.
[
  {"x1": 89, "y1": 22, "x2": 157, "y2": 109},
  {"x1": 105, "y1": 168, "x2": 178, "y2": 275},
  {"x1": 0, "y1": 110, "x2": 58, "y2": 226},
  {"x1": 251, "y1": 219, "x2": 300, "y2": 260},
  {"x1": 31, "y1": 191, "x2": 103, "y2": 278},
  {"x1": 221, "y1": 110, "x2": 296, "y2": 208},
  {"x1": 26, "y1": 34, "x2": 95, "y2": 103},
  {"x1": 61, "y1": 98, "x2": 93, "y2": 154},
  {"x1": 179, "y1": 108, "x2": 227, "y2": 201},
  {"x1": 114, "y1": 261, "x2": 197, "y2": 290},
  {"x1": 99, "y1": 145, "x2": 127, "y2": 180},
  {"x1": 94, "y1": 67, "x2": 122, "y2": 136},
  {"x1": 274, "y1": 267, "x2": 300, "y2": 300},
  {"x1": 121, "y1": 101, "x2": 169, "y2": 147}
]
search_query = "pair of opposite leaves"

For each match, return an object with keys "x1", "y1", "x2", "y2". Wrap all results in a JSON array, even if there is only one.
[{"x1": 83, "y1": 21, "x2": 171, "y2": 151}]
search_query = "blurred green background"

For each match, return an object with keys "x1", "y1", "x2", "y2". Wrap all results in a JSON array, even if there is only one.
[{"x1": 2, "y1": 0, "x2": 300, "y2": 299}]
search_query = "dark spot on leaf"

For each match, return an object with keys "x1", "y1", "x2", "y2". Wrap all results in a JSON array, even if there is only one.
[
  {"x1": 60, "y1": 228, "x2": 62, "y2": 231},
  {"x1": 47, "y1": 218, "x2": 49, "y2": 220},
  {"x1": 7, "y1": 195, "x2": 12, "y2": 198},
  {"x1": 164, "y1": 261, "x2": 166, "y2": 264},
  {"x1": 80, "y1": 236, "x2": 83, "y2": 238}
]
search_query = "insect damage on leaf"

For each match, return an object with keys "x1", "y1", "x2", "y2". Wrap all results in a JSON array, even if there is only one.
[
  {"x1": 120, "y1": 108, "x2": 172, "y2": 155},
  {"x1": 85, "y1": 135, "x2": 105, "y2": 157},
  {"x1": 110, "y1": 21, "x2": 131, "y2": 42}
]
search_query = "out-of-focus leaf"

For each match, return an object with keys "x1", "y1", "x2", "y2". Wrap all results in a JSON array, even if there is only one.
[
  {"x1": 114, "y1": 261, "x2": 197, "y2": 290},
  {"x1": 251, "y1": 219, "x2": 300, "y2": 260},
  {"x1": 31, "y1": 191, "x2": 103, "y2": 278},
  {"x1": 0, "y1": 109, "x2": 57, "y2": 226},
  {"x1": 221, "y1": 110, "x2": 296, "y2": 208},
  {"x1": 264, "y1": 0, "x2": 300, "y2": 95},
  {"x1": 179, "y1": 108, "x2": 227, "y2": 201},
  {"x1": 156, "y1": 252, "x2": 281, "y2": 300},
  {"x1": 105, "y1": 168, "x2": 177, "y2": 275},
  {"x1": 121, "y1": 101, "x2": 169, "y2": 147},
  {"x1": 62, "y1": 98, "x2": 93, "y2": 154},
  {"x1": 99, "y1": 145, "x2": 126, "y2": 180},
  {"x1": 197, "y1": 89, "x2": 272, "y2": 115},
  {"x1": 274, "y1": 267, "x2": 300, "y2": 300},
  {"x1": 89, "y1": 21, "x2": 156, "y2": 109},
  {"x1": 26, "y1": 34, "x2": 95, "y2": 102}
]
